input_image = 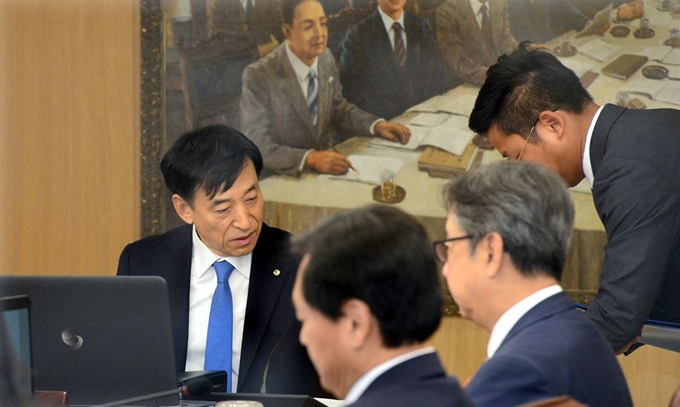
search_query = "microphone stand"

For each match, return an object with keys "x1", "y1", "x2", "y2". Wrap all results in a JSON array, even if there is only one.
[{"x1": 260, "y1": 316, "x2": 297, "y2": 394}]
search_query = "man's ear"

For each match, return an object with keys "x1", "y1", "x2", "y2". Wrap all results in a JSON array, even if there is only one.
[
  {"x1": 282, "y1": 23, "x2": 291, "y2": 39},
  {"x1": 538, "y1": 110, "x2": 565, "y2": 141},
  {"x1": 172, "y1": 194, "x2": 194, "y2": 225},
  {"x1": 340, "y1": 299, "x2": 374, "y2": 350},
  {"x1": 477, "y1": 232, "x2": 505, "y2": 279}
]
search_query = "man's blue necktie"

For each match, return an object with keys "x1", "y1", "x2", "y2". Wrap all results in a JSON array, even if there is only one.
[
  {"x1": 205, "y1": 260, "x2": 235, "y2": 391},
  {"x1": 307, "y1": 69, "x2": 318, "y2": 127}
]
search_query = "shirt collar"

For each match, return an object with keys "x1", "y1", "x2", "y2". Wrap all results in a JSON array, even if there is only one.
[
  {"x1": 582, "y1": 105, "x2": 604, "y2": 188},
  {"x1": 469, "y1": 0, "x2": 487, "y2": 15},
  {"x1": 343, "y1": 347, "x2": 436, "y2": 405},
  {"x1": 487, "y1": 285, "x2": 562, "y2": 358},
  {"x1": 377, "y1": 6, "x2": 405, "y2": 33},
  {"x1": 191, "y1": 224, "x2": 252, "y2": 280},
  {"x1": 285, "y1": 40, "x2": 320, "y2": 83}
]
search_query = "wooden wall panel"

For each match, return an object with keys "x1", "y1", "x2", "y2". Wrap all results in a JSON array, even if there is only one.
[{"x1": 0, "y1": 0, "x2": 140, "y2": 276}]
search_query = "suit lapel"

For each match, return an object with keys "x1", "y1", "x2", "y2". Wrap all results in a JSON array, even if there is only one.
[
  {"x1": 403, "y1": 13, "x2": 422, "y2": 76},
  {"x1": 237, "y1": 224, "x2": 289, "y2": 387},
  {"x1": 164, "y1": 224, "x2": 193, "y2": 369},
  {"x1": 316, "y1": 50, "x2": 337, "y2": 142},
  {"x1": 276, "y1": 46, "x2": 318, "y2": 138},
  {"x1": 461, "y1": 1, "x2": 489, "y2": 58}
]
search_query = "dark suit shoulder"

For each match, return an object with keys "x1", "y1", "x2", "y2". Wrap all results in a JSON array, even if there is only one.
[{"x1": 116, "y1": 224, "x2": 193, "y2": 276}]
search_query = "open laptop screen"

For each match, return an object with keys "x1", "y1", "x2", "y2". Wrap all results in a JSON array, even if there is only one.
[{"x1": 0, "y1": 295, "x2": 33, "y2": 396}]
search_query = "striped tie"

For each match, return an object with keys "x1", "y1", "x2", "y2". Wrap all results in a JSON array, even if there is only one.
[
  {"x1": 204, "y1": 261, "x2": 235, "y2": 392},
  {"x1": 480, "y1": 3, "x2": 494, "y2": 53},
  {"x1": 307, "y1": 69, "x2": 318, "y2": 127},
  {"x1": 393, "y1": 22, "x2": 406, "y2": 71}
]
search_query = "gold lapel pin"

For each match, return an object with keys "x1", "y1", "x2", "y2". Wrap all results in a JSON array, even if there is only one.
[{"x1": 273, "y1": 269, "x2": 281, "y2": 276}]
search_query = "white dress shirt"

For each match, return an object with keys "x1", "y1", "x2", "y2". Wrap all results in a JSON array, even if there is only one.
[
  {"x1": 342, "y1": 347, "x2": 436, "y2": 406},
  {"x1": 582, "y1": 105, "x2": 604, "y2": 189},
  {"x1": 185, "y1": 225, "x2": 252, "y2": 392},
  {"x1": 378, "y1": 6, "x2": 407, "y2": 52},
  {"x1": 487, "y1": 285, "x2": 563, "y2": 358},
  {"x1": 469, "y1": 0, "x2": 488, "y2": 29}
]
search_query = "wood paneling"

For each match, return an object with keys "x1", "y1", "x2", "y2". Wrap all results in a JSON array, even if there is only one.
[{"x1": 0, "y1": 0, "x2": 140, "y2": 276}]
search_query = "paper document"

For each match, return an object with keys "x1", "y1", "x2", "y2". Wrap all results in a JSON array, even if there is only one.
[
  {"x1": 639, "y1": 46, "x2": 680, "y2": 66},
  {"x1": 559, "y1": 58, "x2": 595, "y2": 78},
  {"x1": 327, "y1": 155, "x2": 405, "y2": 185},
  {"x1": 579, "y1": 39, "x2": 621, "y2": 62},
  {"x1": 622, "y1": 79, "x2": 680, "y2": 106},
  {"x1": 409, "y1": 112, "x2": 450, "y2": 127},
  {"x1": 435, "y1": 94, "x2": 477, "y2": 116},
  {"x1": 440, "y1": 113, "x2": 470, "y2": 129},
  {"x1": 406, "y1": 94, "x2": 477, "y2": 116},
  {"x1": 371, "y1": 125, "x2": 473, "y2": 156}
]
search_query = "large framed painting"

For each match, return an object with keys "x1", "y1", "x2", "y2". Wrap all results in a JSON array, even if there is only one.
[{"x1": 140, "y1": 0, "x2": 672, "y2": 313}]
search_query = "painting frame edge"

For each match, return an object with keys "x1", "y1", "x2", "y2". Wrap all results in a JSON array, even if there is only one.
[{"x1": 140, "y1": 0, "x2": 166, "y2": 238}]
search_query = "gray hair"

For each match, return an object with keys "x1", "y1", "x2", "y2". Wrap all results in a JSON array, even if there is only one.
[{"x1": 442, "y1": 161, "x2": 574, "y2": 280}]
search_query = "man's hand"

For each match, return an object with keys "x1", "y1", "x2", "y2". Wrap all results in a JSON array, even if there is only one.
[
  {"x1": 375, "y1": 121, "x2": 411, "y2": 144},
  {"x1": 305, "y1": 150, "x2": 352, "y2": 175}
]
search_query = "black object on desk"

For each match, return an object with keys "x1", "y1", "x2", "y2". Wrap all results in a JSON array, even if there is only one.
[{"x1": 193, "y1": 392, "x2": 327, "y2": 407}]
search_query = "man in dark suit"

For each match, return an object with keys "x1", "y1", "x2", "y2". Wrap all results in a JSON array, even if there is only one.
[
  {"x1": 339, "y1": 0, "x2": 446, "y2": 120},
  {"x1": 291, "y1": 205, "x2": 474, "y2": 407},
  {"x1": 117, "y1": 125, "x2": 323, "y2": 396},
  {"x1": 240, "y1": 0, "x2": 410, "y2": 177},
  {"x1": 469, "y1": 43, "x2": 680, "y2": 355},
  {"x1": 438, "y1": 161, "x2": 632, "y2": 407},
  {"x1": 436, "y1": 0, "x2": 517, "y2": 86}
]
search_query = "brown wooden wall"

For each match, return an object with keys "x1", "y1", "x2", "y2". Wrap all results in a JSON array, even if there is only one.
[{"x1": 0, "y1": 0, "x2": 140, "y2": 277}]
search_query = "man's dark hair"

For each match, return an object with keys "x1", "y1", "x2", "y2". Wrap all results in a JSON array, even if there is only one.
[
  {"x1": 469, "y1": 42, "x2": 594, "y2": 139},
  {"x1": 160, "y1": 124, "x2": 263, "y2": 205},
  {"x1": 292, "y1": 205, "x2": 443, "y2": 348},
  {"x1": 282, "y1": 0, "x2": 320, "y2": 25}
]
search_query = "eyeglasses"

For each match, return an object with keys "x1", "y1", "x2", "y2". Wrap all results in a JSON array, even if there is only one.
[
  {"x1": 432, "y1": 235, "x2": 473, "y2": 263},
  {"x1": 516, "y1": 121, "x2": 538, "y2": 161}
]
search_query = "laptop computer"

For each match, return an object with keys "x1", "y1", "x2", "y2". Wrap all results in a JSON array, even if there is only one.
[
  {"x1": 0, "y1": 275, "x2": 179, "y2": 406},
  {"x1": 0, "y1": 295, "x2": 34, "y2": 399}
]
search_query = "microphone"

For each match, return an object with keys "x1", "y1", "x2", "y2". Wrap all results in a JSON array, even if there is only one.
[
  {"x1": 93, "y1": 378, "x2": 212, "y2": 407},
  {"x1": 260, "y1": 316, "x2": 297, "y2": 394}
]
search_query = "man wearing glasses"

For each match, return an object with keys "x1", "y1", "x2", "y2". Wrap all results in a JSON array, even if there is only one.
[
  {"x1": 468, "y1": 42, "x2": 680, "y2": 355},
  {"x1": 435, "y1": 161, "x2": 631, "y2": 407}
]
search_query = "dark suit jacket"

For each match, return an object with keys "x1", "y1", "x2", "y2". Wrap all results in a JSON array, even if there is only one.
[
  {"x1": 507, "y1": 0, "x2": 589, "y2": 44},
  {"x1": 466, "y1": 292, "x2": 632, "y2": 407},
  {"x1": 117, "y1": 223, "x2": 323, "y2": 396},
  {"x1": 346, "y1": 352, "x2": 475, "y2": 407},
  {"x1": 339, "y1": 10, "x2": 446, "y2": 120},
  {"x1": 436, "y1": 0, "x2": 517, "y2": 86},
  {"x1": 586, "y1": 104, "x2": 680, "y2": 351},
  {"x1": 241, "y1": 44, "x2": 378, "y2": 176}
]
